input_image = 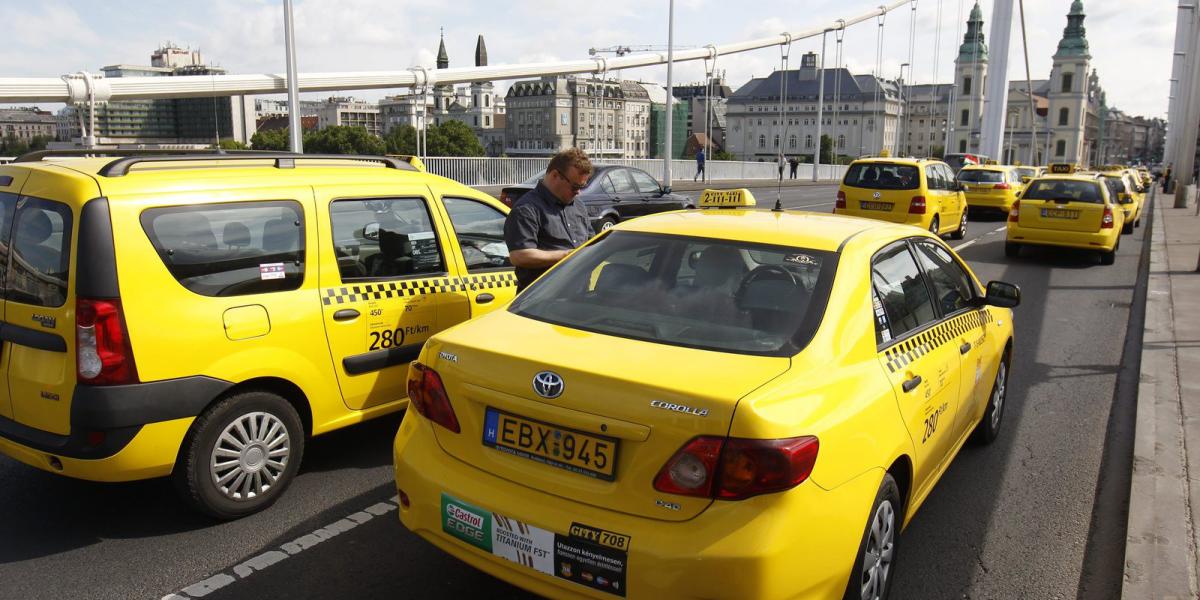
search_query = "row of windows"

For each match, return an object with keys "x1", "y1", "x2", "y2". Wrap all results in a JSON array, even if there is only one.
[
  {"x1": 747, "y1": 104, "x2": 857, "y2": 112},
  {"x1": 756, "y1": 134, "x2": 849, "y2": 149}
]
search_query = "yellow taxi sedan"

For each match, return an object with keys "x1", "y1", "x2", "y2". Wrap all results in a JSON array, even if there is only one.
[
  {"x1": 958, "y1": 164, "x2": 1023, "y2": 214},
  {"x1": 1097, "y1": 170, "x2": 1143, "y2": 233},
  {"x1": 1006, "y1": 172, "x2": 1125, "y2": 264},
  {"x1": 394, "y1": 189, "x2": 1019, "y2": 599}
]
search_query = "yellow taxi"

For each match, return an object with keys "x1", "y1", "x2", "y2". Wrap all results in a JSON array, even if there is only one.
[
  {"x1": 1096, "y1": 169, "x2": 1143, "y2": 233},
  {"x1": 957, "y1": 164, "x2": 1024, "y2": 214},
  {"x1": 394, "y1": 189, "x2": 1019, "y2": 599},
  {"x1": 835, "y1": 157, "x2": 969, "y2": 240},
  {"x1": 1006, "y1": 166, "x2": 1125, "y2": 264},
  {"x1": 0, "y1": 151, "x2": 516, "y2": 518},
  {"x1": 1014, "y1": 166, "x2": 1041, "y2": 185},
  {"x1": 1137, "y1": 167, "x2": 1152, "y2": 188}
]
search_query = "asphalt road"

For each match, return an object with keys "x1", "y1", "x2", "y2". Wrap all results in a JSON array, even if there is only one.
[{"x1": 0, "y1": 184, "x2": 1146, "y2": 600}]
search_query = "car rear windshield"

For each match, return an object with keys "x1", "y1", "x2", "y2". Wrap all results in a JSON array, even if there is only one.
[
  {"x1": 509, "y1": 231, "x2": 836, "y2": 356},
  {"x1": 1022, "y1": 179, "x2": 1104, "y2": 204},
  {"x1": 843, "y1": 163, "x2": 920, "y2": 190},
  {"x1": 958, "y1": 170, "x2": 1006, "y2": 183}
]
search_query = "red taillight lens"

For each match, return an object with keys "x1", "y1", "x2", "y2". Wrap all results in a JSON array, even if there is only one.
[
  {"x1": 908, "y1": 195, "x2": 927, "y2": 214},
  {"x1": 76, "y1": 298, "x2": 138, "y2": 385},
  {"x1": 994, "y1": 183, "x2": 1011, "y2": 190},
  {"x1": 1101, "y1": 206, "x2": 1114, "y2": 229},
  {"x1": 1009, "y1": 199, "x2": 1021, "y2": 222},
  {"x1": 835, "y1": 190, "x2": 847, "y2": 210},
  {"x1": 407, "y1": 362, "x2": 460, "y2": 433},
  {"x1": 654, "y1": 435, "x2": 819, "y2": 500}
]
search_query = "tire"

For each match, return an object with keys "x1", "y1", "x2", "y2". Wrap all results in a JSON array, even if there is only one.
[
  {"x1": 1135, "y1": 217, "x2": 1141, "y2": 228},
  {"x1": 173, "y1": 391, "x2": 305, "y2": 520},
  {"x1": 1004, "y1": 242, "x2": 1020, "y2": 258},
  {"x1": 971, "y1": 352, "x2": 1010, "y2": 445},
  {"x1": 928, "y1": 215, "x2": 940, "y2": 236},
  {"x1": 843, "y1": 473, "x2": 901, "y2": 600},
  {"x1": 950, "y1": 212, "x2": 968, "y2": 240},
  {"x1": 595, "y1": 216, "x2": 618, "y2": 234},
  {"x1": 1121, "y1": 221, "x2": 1134, "y2": 235},
  {"x1": 1099, "y1": 238, "x2": 1118, "y2": 266}
]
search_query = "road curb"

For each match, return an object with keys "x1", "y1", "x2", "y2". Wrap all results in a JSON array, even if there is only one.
[{"x1": 1121, "y1": 191, "x2": 1199, "y2": 599}]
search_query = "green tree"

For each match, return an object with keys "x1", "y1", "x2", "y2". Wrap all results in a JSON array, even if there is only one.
[
  {"x1": 930, "y1": 145, "x2": 945, "y2": 159},
  {"x1": 425, "y1": 120, "x2": 484, "y2": 157},
  {"x1": 303, "y1": 125, "x2": 385, "y2": 155},
  {"x1": 713, "y1": 149, "x2": 736, "y2": 161},
  {"x1": 218, "y1": 139, "x2": 249, "y2": 150},
  {"x1": 383, "y1": 125, "x2": 418, "y2": 155},
  {"x1": 0, "y1": 134, "x2": 30, "y2": 157},
  {"x1": 251, "y1": 128, "x2": 290, "y2": 151},
  {"x1": 28, "y1": 135, "x2": 52, "y2": 152},
  {"x1": 820, "y1": 134, "x2": 834, "y2": 164}
]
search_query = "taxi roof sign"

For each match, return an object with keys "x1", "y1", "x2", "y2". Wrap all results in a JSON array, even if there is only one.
[
  {"x1": 699, "y1": 188, "x2": 757, "y2": 208},
  {"x1": 1048, "y1": 163, "x2": 1076, "y2": 174}
]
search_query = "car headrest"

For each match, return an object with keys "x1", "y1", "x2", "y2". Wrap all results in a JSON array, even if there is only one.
[
  {"x1": 15, "y1": 209, "x2": 53, "y2": 246},
  {"x1": 262, "y1": 218, "x2": 298, "y2": 253},
  {"x1": 222, "y1": 221, "x2": 251, "y2": 248},
  {"x1": 595, "y1": 263, "x2": 652, "y2": 292}
]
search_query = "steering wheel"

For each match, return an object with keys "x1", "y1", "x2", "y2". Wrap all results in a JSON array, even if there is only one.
[{"x1": 734, "y1": 265, "x2": 798, "y2": 308}]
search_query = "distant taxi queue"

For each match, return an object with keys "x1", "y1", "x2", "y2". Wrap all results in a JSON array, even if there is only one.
[{"x1": 395, "y1": 188, "x2": 1019, "y2": 599}]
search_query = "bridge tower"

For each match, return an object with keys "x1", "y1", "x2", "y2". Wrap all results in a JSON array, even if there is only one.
[
  {"x1": 1046, "y1": 0, "x2": 1092, "y2": 165},
  {"x1": 951, "y1": 2, "x2": 988, "y2": 155}
]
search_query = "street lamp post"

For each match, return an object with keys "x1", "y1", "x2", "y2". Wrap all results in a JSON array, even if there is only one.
[{"x1": 895, "y1": 63, "x2": 910, "y2": 156}]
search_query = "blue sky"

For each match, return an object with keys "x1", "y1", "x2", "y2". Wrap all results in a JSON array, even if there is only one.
[{"x1": 1, "y1": 0, "x2": 1177, "y2": 118}]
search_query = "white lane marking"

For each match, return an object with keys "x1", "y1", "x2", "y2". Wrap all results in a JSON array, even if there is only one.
[
  {"x1": 161, "y1": 496, "x2": 399, "y2": 599},
  {"x1": 953, "y1": 226, "x2": 1007, "y2": 251}
]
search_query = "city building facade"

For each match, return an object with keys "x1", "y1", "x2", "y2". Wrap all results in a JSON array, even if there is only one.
[
  {"x1": 0, "y1": 107, "x2": 57, "y2": 143},
  {"x1": 503, "y1": 75, "x2": 653, "y2": 158}
]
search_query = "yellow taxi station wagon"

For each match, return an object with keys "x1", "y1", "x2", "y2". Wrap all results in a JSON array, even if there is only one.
[
  {"x1": 835, "y1": 157, "x2": 969, "y2": 240},
  {"x1": 0, "y1": 151, "x2": 516, "y2": 518},
  {"x1": 394, "y1": 189, "x2": 1019, "y2": 599}
]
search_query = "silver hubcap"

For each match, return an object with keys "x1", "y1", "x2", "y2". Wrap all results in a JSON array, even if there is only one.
[
  {"x1": 860, "y1": 499, "x2": 896, "y2": 600},
  {"x1": 210, "y1": 411, "x2": 290, "y2": 501},
  {"x1": 601, "y1": 220, "x2": 615, "y2": 231},
  {"x1": 930, "y1": 217, "x2": 939, "y2": 234},
  {"x1": 991, "y1": 362, "x2": 1007, "y2": 430},
  {"x1": 960, "y1": 213, "x2": 968, "y2": 233}
]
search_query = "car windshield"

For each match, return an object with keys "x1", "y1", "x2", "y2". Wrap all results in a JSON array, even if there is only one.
[
  {"x1": 1022, "y1": 179, "x2": 1104, "y2": 204},
  {"x1": 958, "y1": 170, "x2": 1006, "y2": 183},
  {"x1": 843, "y1": 163, "x2": 920, "y2": 190},
  {"x1": 520, "y1": 171, "x2": 546, "y2": 185},
  {"x1": 509, "y1": 231, "x2": 836, "y2": 356}
]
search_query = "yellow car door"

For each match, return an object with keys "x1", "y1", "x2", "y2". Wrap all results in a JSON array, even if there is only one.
[
  {"x1": 316, "y1": 185, "x2": 460, "y2": 411},
  {"x1": 0, "y1": 166, "x2": 30, "y2": 421},
  {"x1": 436, "y1": 195, "x2": 518, "y2": 323},
  {"x1": 871, "y1": 241, "x2": 962, "y2": 495}
]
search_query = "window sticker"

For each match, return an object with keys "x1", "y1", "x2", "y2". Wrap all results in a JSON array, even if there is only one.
[
  {"x1": 408, "y1": 231, "x2": 442, "y2": 271},
  {"x1": 873, "y1": 290, "x2": 893, "y2": 343},
  {"x1": 784, "y1": 253, "x2": 819, "y2": 266},
  {"x1": 259, "y1": 263, "x2": 286, "y2": 280}
]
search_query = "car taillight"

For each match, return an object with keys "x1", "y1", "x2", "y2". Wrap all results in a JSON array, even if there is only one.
[
  {"x1": 76, "y1": 298, "x2": 138, "y2": 385},
  {"x1": 835, "y1": 190, "x2": 846, "y2": 210},
  {"x1": 994, "y1": 183, "x2": 1011, "y2": 190},
  {"x1": 1009, "y1": 199, "x2": 1020, "y2": 222},
  {"x1": 407, "y1": 362, "x2": 460, "y2": 433},
  {"x1": 499, "y1": 191, "x2": 513, "y2": 207},
  {"x1": 654, "y1": 435, "x2": 819, "y2": 500},
  {"x1": 1101, "y1": 206, "x2": 1114, "y2": 229},
  {"x1": 908, "y1": 196, "x2": 926, "y2": 214}
]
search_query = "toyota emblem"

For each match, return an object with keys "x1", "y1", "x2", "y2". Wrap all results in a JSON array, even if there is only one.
[{"x1": 532, "y1": 371, "x2": 565, "y2": 399}]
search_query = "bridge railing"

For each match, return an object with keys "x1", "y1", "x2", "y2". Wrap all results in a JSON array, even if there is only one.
[{"x1": 421, "y1": 157, "x2": 847, "y2": 187}]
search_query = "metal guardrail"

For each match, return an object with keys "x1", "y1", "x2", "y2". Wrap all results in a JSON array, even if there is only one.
[{"x1": 421, "y1": 157, "x2": 848, "y2": 187}]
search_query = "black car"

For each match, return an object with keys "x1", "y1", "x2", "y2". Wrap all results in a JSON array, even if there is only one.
[{"x1": 498, "y1": 165, "x2": 695, "y2": 233}]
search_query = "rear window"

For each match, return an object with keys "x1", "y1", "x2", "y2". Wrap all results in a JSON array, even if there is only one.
[
  {"x1": 141, "y1": 201, "x2": 305, "y2": 297},
  {"x1": 843, "y1": 163, "x2": 920, "y2": 190},
  {"x1": 7, "y1": 195, "x2": 72, "y2": 307},
  {"x1": 509, "y1": 231, "x2": 836, "y2": 356},
  {"x1": 1021, "y1": 179, "x2": 1104, "y2": 204},
  {"x1": 958, "y1": 170, "x2": 1005, "y2": 183}
]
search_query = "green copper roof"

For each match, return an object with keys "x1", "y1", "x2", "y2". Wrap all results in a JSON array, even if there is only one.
[
  {"x1": 1055, "y1": 0, "x2": 1091, "y2": 59},
  {"x1": 957, "y1": 2, "x2": 988, "y2": 63}
]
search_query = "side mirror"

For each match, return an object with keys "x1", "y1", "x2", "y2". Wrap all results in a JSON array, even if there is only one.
[
  {"x1": 984, "y1": 280, "x2": 1021, "y2": 308},
  {"x1": 361, "y1": 222, "x2": 381, "y2": 241},
  {"x1": 662, "y1": 186, "x2": 672, "y2": 195},
  {"x1": 1119, "y1": 193, "x2": 1133, "y2": 204},
  {"x1": 1015, "y1": 189, "x2": 1023, "y2": 199}
]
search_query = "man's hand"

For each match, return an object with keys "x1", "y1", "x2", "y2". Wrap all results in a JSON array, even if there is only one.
[{"x1": 509, "y1": 248, "x2": 572, "y2": 269}]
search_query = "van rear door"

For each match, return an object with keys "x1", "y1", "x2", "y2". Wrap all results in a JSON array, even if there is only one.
[{"x1": 0, "y1": 165, "x2": 30, "y2": 421}]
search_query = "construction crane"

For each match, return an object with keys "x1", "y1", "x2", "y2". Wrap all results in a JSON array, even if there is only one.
[{"x1": 588, "y1": 45, "x2": 697, "y2": 56}]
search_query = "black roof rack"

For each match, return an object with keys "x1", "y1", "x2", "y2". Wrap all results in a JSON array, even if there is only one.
[{"x1": 12, "y1": 150, "x2": 415, "y2": 177}]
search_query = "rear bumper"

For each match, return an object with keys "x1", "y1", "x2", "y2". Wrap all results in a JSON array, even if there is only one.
[
  {"x1": 393, "y1": 413, "x2": 879, "y2": 600},
  {"x1": 0, "y1": 417, "x2": 193, "y2": 481},
  {"x1": 965, "y1": 194, "x2": 1014, "y2": 210},
  {"x1": 834, "y1": 208, "x2": 924, "y2": 228},
  {"x1": 1006, "y1": 223, "x2": 1119, "y2": 251}
]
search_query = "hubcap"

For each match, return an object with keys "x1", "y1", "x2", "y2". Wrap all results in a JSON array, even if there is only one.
[
  {"x1": 930, "y1": 217, "x2": 939, "y2": 234},
  {"x1": 210, "y1": 411, "x2": 290, "y2": 501},
  {"x1": 991, "y1": 362, "x2": 1007, "y2": 430},
  {"x1": 601, "y1": 220, "x2": 615, "y2": 231},
  {"x1": 860, "y1": 499, "x2": 895, "y2": 600},
  {"x1": 960, "y1": 213, "x2": 968, "y2": 233}
]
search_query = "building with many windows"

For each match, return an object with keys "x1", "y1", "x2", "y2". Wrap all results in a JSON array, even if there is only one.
[
  {"x1": 314, "y1": 97, "x2": 381, "y2": 137},
  {"x1": 503, "y1": 75, "x2": 653, "y2": 158},
  {"x1": 0, "y1": 107, "x2": 57, "y2": 143}
]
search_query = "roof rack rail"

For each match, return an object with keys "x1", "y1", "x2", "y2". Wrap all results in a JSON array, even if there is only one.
[
  {"x1": 13, "y1": 150, "x2": 415, "y2": 177},
  {"x1": 13, "y1": 149, "x2": 284, "y2": 162}
]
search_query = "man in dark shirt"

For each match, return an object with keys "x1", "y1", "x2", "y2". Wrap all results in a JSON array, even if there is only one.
[{"x1": 504, "y1": 148, "x2": 595, "y2": 292}]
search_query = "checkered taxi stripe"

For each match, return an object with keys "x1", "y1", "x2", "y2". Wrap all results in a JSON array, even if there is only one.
[
  {"x1": 883, "y1": 310, "x2": 994, "y2": 373},
  {"x1": 322, "y1": 272, "x2": 517, "y2": 305}
]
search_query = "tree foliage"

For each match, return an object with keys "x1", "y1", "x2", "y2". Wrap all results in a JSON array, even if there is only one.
[
  {"x1": 250, "y1": 127, "x2": 290, "y2": 151},
  {"x1": 303, "y1": 126, "x2": 386, "y2": 155},
  {"x1": 713, "y1": 149, "x2": 736, "y2": 161},
  {"x1": 0, "y1": 134, "x2": 52, "y2": 157},
  {"x1": 425, "y1": 120, "x2": 485, "y2": 157},
  {"x1": 217, "y1": 139, "x2": 248, "y2": 150},
  {"x1": 383, "y1": 125, "x2": 418, "y2": 155}
]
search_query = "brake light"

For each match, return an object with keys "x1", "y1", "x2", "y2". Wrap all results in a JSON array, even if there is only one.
[
  {"x1": 994, "y1": 183, "x2": 1011, "y2": 190},
  {"x1": 654, "y1": 435, "x2": 819, "y2": 500},
  {"x1": 76, "y1": 298, "x2": 138, "y2": 385},
  {"x1": 835, "y1": 190, "x2": 846, "y2": 210},
  {"x1": 499, "y1": 191, "x2": 512, "y2": 207},
  {"x1": 1009, "y1": 199, "x2": 1020, "y2": 222},
  {"x1": 407, "y1": 362, "x2": 460, "y2": 433},
  {"x1": 1101, "y1": 206, "x2": 1114, "y2": 229},
  {"x1": 908, "y1": 196, "x2": 926, "y2": 214}
]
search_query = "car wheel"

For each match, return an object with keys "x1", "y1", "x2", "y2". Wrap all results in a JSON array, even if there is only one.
[
  {"x1": 1004, "y1": 242, "x2": 1020, "y2": 258},
  {"x1": 971, "y1": 352, "x2": 1009, "y2": 445},
  {"x1": 173, "y1": 390, "x2": 305, "y2": 520},
  {"x1": 1100, "y1": 248, "x2": 1116, "y2": 265},
  {"x1": 1121, "y1": 221, "x2": 1134, "y2": 235},
  {"x1": 843, "y1": 473, "x2": 901, "y2": 600},
  {"x1": 1135, "y1": 217, "x2": 1141, "y2": 228},
  {"x1": 950, "y1": 212, "x2": 968, "y2": 240},
  {"x1": 928, "y1": 215, "x2": 940, "y2": 236},
  {"x1": 595, "y1": 216, "x2": 618, "y2": 234}
]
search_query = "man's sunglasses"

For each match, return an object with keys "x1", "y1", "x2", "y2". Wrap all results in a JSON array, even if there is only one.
[{"x1": 555, "y1": 169, "x2": 588, "y2": 192}]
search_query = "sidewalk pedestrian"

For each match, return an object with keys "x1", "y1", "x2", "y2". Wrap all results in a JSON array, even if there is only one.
[
  {"x1": 777, "y1": 153, "x2": 786, "y2": 181},
  {"x1": 1163, "y1": 164, "x2": 1172, "y2": 193},
  {"x1": 788, "y1": 156, "x2": 799, "y2": 179},
  {"x1": 694, "y1": 148, "x2": 706, "y2": 182}
]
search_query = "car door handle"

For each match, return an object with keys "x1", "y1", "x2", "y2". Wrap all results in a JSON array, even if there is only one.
[
  {"x1": 901, "y1": 375, "x2": 922, "y2": 393},
  {"x1": 476, "y1": 293, "x2": 495, "y2": 304},
  {"x1": 332, "y1": 309, "x2": 360, "y2": 321},
  {"x1": 960, "y1": 342, "x2": 972, "y2": 355}
]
